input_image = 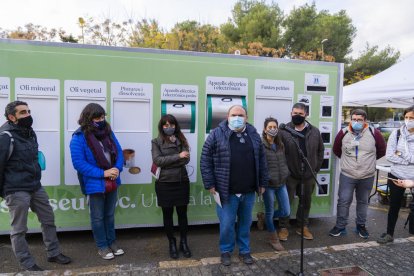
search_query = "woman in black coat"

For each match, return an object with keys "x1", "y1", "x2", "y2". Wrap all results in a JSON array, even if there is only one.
[{"x1": 151, "y1": 114, "x2": 191, "y2": 259}]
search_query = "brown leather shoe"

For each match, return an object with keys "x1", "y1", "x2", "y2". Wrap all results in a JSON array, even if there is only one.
[
  {"x1": 269, "y1": 232, "x2": 285, "y2": 251},
  {"x1": 278, "y1": 228, "x2": 289, "y2": 241},
  {"x1": 257, "y1": 212, "x2": 265, "y2": 230},
  {"x1": 296, "y1": 226, "x2": 314, "y2": 240}
]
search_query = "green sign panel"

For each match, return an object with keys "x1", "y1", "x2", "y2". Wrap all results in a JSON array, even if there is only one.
[{"x1": 0, "y1": 39, "x2": 343, "y2": 233}]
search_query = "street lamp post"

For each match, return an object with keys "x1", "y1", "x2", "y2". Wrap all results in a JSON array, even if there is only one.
[{"x1": 321, "y1": 38, "x2": 328, "y2": 60}]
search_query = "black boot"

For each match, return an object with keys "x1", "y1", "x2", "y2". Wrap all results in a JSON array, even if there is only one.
[
  {"x1": 168, "y1": 237, "x2": 179, "y2": 259},
  {"x1": 179, "y1": 236, "x2": 192, "y2": 258}
]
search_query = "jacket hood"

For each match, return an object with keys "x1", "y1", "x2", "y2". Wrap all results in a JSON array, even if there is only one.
[
  {"x1": 0, "y1": 121, "x2": 33, "y2": 133},
  {"x1": 0, "y1": 121, "x2": 14, "y2": 132},
  {"x1": 73, "y1": 127, "x2": 83, "y2": 136},
  {"x1": 218, "y1": 119, "x2": 229, "y2": 131}
]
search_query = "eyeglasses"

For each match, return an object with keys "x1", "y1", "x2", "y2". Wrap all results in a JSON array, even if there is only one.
[
  {"x1": 351, "y1": 119, "x2": 364, "y2": 123},
  {"x1": 236, "y1": 133, "x2": 246, "y2": 143}
]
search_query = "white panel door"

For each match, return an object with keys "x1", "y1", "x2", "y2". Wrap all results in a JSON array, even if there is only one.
[
  {"x1": 0, "y1": 97, "x2": 8, "y2": 126},
  {"x1": 253, "y1": 98, "x2": 292, "y2": 132},
  {"x1": 18, "y1": 96, "x2": 60, "y2": 186},
  {"x1": 113, "y1": 100, "x2": 150, "y2": 132},
  {"x1": 65, "y1": 99, "x2": 106, "y2": 185},
  {"x1": 112, "y1": 99, "x2": 152, "y2": 184}
]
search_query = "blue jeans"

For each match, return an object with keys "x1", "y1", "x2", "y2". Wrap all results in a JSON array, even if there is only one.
[
  {"x1": 89, "y1": 190, "x2": 118, "y2": 250},
  {"x1": 336, "y1": 173, "x2": 374, "y2": 228},
  {"x1": 263, "y1": 185, "x2": 290, "y2": 232},
  {"x1": 216, "y1": 192, "x2": 255, "y2": 254}
]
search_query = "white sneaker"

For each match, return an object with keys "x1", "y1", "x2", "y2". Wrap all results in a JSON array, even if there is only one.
[
  {"x1": 109, "y1": 242, "x2": 125, "y2": 256},
  {"x1": 98, "y1": 248, "x2": 115, "y2": 260}
]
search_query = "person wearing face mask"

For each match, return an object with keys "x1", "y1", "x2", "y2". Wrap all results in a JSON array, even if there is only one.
[
  {"x1": 200, "y1": 105, "x2": 268, "y2": 266},
  {"x1": 261, "y1": 117, "x2": 290, "y2": 251},
  {"x1": 70, "y1": 103, "x2": 124, "y2": 260},
  {"x1": 329, "y1": 109, "x2": 385, "y2": 239},
  {"x1": 278, "y1": 103, "x2": 324, "y2": 241},
  {"x1": 0, "y1": 101, "x2": 71, "y2": 271},
  {"x1": 151, "y1": 114, "x2": 191, "y2": 259},
  {"x1": 377, "y1": 105, "x2": 414, "y2": 244}
]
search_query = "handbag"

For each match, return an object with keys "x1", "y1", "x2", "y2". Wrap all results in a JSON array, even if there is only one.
[
  {"x1": 151, "y1": 162, "x2": 161, "y2": 179},
  {"x1": 105, "y1": 178, "x2": 117, "y2": 193}
]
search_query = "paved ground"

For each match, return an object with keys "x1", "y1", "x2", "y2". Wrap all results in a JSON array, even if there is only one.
[
  {"x1": 3, "y1": 237, "x2": 414, "y2": 276},
  {"x1": 1, "y1": 192, "x2": 413, "y2": 275},
  {"x1": 1, "y1": 167, "x2": 413, "y2": 275}
]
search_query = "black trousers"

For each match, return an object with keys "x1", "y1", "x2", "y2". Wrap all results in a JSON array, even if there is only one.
[
  {"x1": 386, "y1": 173, "x2": 406, "y2": 236},
  {"x1": 161, "y1": 205, "x2": 188, "y2": 240}
]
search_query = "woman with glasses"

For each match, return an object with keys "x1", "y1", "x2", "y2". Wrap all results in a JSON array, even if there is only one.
[
  {"x1": 261, "y1": 117, "x2": 290, "y2": 251},
  {"x1": 70, "y1": 103, "x2": 124, "y2": 260},
  {"x1": 377, "y1": 105, "x2": 414, "y2": 244},
  {"x1": 151, "y1": 114, "x2": 191, "y2": 259}
]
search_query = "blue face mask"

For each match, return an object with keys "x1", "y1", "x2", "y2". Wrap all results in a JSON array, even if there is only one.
[
  {"x1": 351, "y1": 121, "x2": 363, "y2": 131},
  {"x1": 228, "y1": 116, "x2": 245, "y2": 130}
]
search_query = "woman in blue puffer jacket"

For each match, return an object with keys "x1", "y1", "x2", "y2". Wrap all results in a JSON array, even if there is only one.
[{"x1": 70, "y1": 103, "x2": 124, "y2": 260}]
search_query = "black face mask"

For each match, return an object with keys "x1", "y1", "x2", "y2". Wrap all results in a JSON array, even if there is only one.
[
  {"x1": 17, "y1": 115, "x2": 33, "y2": 128},
  {"x1": 291, "y1": 115, "x2": 305, "y2": 125},
  {"x1": 93, "y1": 120, "x2": 106, "y2": 130}
]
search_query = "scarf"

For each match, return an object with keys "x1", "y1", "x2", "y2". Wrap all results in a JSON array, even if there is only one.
[{"x1": 85, "y1": 127, "x2": 117, "y2": 170}]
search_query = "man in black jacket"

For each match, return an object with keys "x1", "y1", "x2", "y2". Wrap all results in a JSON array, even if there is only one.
[
  {"x1": 0, "y1": 101, "x2": 71, "y2": 271},
  {"x1": 278, "y1": 103, "x2": 324, "y2": 241}
]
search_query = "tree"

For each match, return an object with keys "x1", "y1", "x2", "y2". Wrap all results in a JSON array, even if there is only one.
[
  {"x1": 229, "y1": 42, "x2": 285, "y2": 57},
  {"x1": 59, "y1": 33, "x2": 78, "y2": 43},
  {"x1": 283, "y1": 4, "x2": 356, "y2": 62},
  {"x1": 78, "y1": 17, "x2": 86, "y2": 43},
  {"x1": 344, "y1": 44, "x2": 400, "y2": 85},
  {"x1": 2, "y1": 23, "x2": 59, "y2": 41},
  {"x1": 167, "y1": 20, "x2": 200, "y2": 51},
  {"x1": 127, "y1": 19, "x2": 166, "y2": 49},
  {"x1": 78, "y1": 17, "x2": 129, "y2": 46},
  {"x1": 0, "y1": 28, "x2": 7, "y2": 38},
  {"x1": 221, "y1": 0, "x2": 283, "y2": 49},
  {"x1": 164, "y1": 20, "x2": 228, "y2": 53}
]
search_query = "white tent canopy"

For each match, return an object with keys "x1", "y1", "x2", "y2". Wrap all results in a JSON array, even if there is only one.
[{"x1": 343, "y1": 55, "x2": 414, "y2": 108}]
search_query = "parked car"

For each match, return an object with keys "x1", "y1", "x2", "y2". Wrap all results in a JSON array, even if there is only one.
[
  {"x1": 377, "y1": 121, "x2": 402, "y2": 133},
  {"x1": 370, "y1": 122, "x2": 380, "y2": 129}
]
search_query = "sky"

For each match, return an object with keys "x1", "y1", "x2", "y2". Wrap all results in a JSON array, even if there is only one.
[{"x1": 1, "y1": 0, "x2": 413, "y2": 59}]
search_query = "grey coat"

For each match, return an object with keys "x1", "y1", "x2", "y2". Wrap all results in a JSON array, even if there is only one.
[
  {"x1": 151, "y1": 136, "x2": 190, "y2": 182},
  {"x1": 262, "y1": 138, "x2": 290, "y2": 188}
]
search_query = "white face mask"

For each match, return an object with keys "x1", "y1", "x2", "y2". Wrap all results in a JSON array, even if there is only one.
[{"x1": 405, "y1": 119, "x2": 414, "y2": 130}]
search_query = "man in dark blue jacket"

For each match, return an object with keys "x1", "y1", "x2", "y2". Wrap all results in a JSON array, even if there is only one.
[
  {"x1": 200, "y1": 105, "x2": 268, "y2": 266},
  {"x1": 0, "y1": 101, "x2": 71, "y2": 271}
]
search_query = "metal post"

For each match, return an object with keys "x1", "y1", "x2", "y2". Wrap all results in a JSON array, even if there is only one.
[{"x1": 321, "y1": 39, "x2": 328, "y2": 60}]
